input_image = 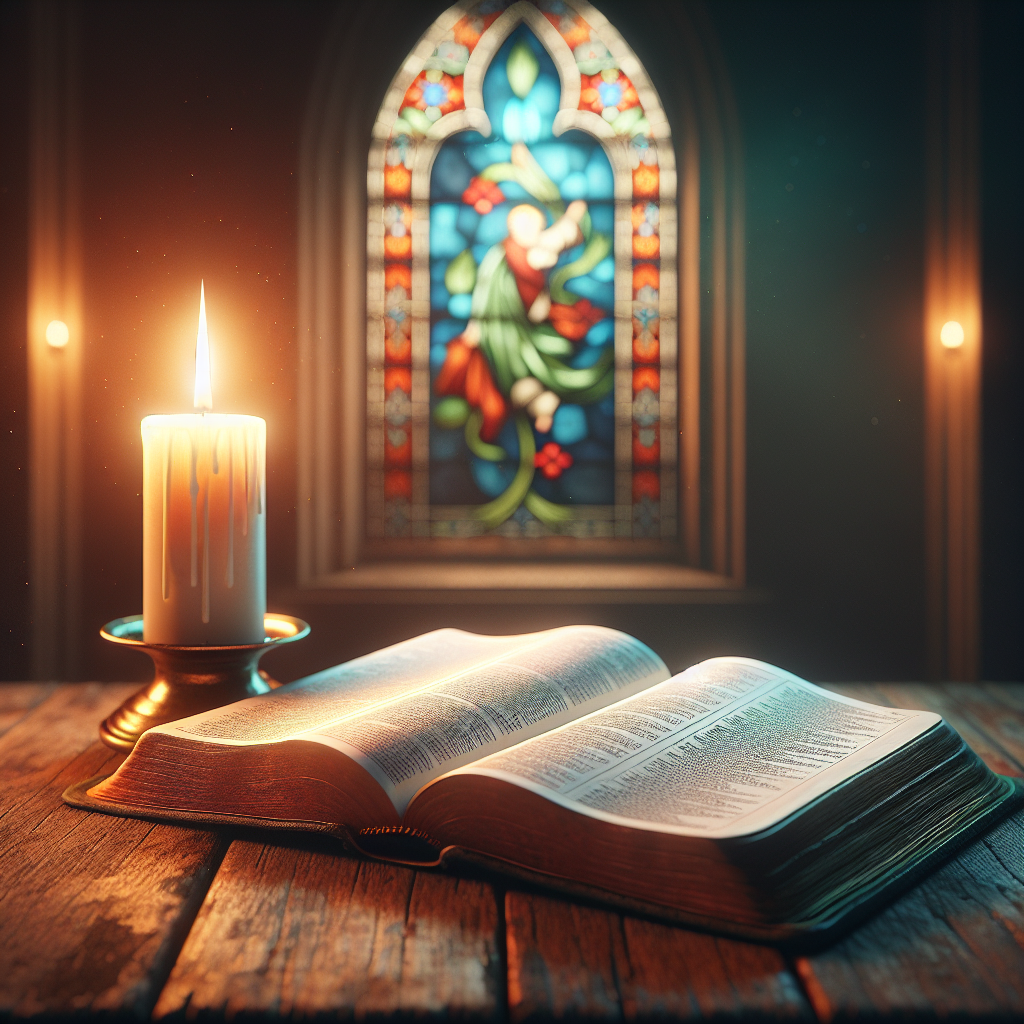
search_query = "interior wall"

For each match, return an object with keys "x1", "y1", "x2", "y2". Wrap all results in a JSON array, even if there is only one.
[
  {"x1": 708, "y1": 0, "x2": 932, "y2": 673},
  {"x1": 0, "y1": 1, "x2": 31, "y2": 679},
  {"x1": 1, "y1": 0, "x2": 1020, "y2": 683},
  {"x1": 979, "y1": 0, "x2": 1024, "y2": 680}
]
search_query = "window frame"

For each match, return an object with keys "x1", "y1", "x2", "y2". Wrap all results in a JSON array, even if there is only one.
[{"x1": 296, "y1": 0, "x2": 746, "y2": 599}]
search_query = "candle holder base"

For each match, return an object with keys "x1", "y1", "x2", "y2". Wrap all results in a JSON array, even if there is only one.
[{"x1": 99, "y1": 614, "x2": 310, "y2": 751}]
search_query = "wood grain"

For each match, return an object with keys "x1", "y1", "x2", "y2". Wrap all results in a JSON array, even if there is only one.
[
  {"x1": 798, "y1": 684, "x2": 1024, "y2": 1021},
  {"x1": 506, "y1": 891, "x2": 810, "y2": 1021},
  {"x1": 0, "y1": 683, "x2": 133, "y2": 823},
  {"x1": 793, "y1": 810, "x2": 1024, "y2": 1022},
  {"x1": 0, "y1": 683, "x2": 226, "y2": 1019},
  {"x1": 941, "y1": 683, "x2": 1024, "y2": 770},
  {"x1": 0, "y1": 682, "x2": 58, "y2": 738},
  {"x1": 154, "y1": 840, "x2": 502, "y2": 1020},
  {"x1": 985, "y1": 682, "x2": 1024, "y2": 715}
]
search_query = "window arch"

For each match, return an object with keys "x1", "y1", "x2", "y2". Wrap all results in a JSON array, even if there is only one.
[
  {"x1": 368, "y1": 3, "x2": 676, "y2": 545},
  {"x1": 298, "y1": 0, "x2": 745, "y2": 595}
]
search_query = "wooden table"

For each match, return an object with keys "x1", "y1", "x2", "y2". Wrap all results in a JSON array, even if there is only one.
[{"x1": 2, "y1": 682, "x2": 1023, "y2": 1021}]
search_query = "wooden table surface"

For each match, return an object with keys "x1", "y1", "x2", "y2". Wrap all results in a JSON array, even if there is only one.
[{"x1": 1, "y1": 681, "x2": 1023, "y2": 1021}]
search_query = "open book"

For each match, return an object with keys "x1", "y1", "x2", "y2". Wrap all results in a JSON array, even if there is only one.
[{"x1": 65, "y1": 626, "x2": 1021, "y2": 944}]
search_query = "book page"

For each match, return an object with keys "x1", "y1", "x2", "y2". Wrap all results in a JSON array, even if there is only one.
[
  {"x1": 162, "y1": 629, "x2": 538, "y2": 743},
  {"x1": 445, "y1": 657, "x2": 941, "y2": 839},
  {"x1": 153, "y1": 624, "x2": 668, "y2": 816},
  {"x1": 303, "y1": 625, "x2": 668, "y2": 814}
]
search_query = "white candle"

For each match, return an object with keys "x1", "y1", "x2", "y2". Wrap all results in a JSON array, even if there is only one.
[{"x1": 142, "y1": 284, "x2": 266, "y2": 644}]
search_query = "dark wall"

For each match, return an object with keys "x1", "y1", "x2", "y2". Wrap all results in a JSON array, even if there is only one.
[
  {"x1": 1, "y1": 1, "x2": 1020, "y2": 683},
  {"x1": 0, "y1": 1, "x2": 31, "y2": 679},
  {"x1": 979, "y1": 0, "x2": 1024, "y2": 680},
  {"x1": 708, "y1": 0, "x2": 930, "y2": 674}
]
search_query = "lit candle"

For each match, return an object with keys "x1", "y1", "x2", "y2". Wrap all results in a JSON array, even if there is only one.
[{"x1": 141, "y1": 283, "x2": 266, "y2": 644}]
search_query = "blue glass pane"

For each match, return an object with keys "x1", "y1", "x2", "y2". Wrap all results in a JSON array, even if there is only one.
[
  {"x1": 476, "y1": 203, "x2": 513, "y2": 246},
  {"x1": 494, "y1": 418, "x2": 520, "y2": 458},
  {"x1": 529, "y1": 144, "x2": 569, "y2": 183},
  {"x1": 481, "y1": 66, "x2": 513, "y2": 133},
  {"x1": 472, "y1": 458, "x2": 516, "y2": 498},
  {"x1": 564, "y1": 275, "x2": 614, "y2": 311},
  {"x1": 584, "y1": 318, "x2": 614, "y2": 346},
  {"x1": 432, "y1": 319, "x2": 467, "y2": 345},
  {"x1": 558, "y1": 242, "x2": 585, "y2": 267},
  {"x1": 589, "y1": 202, "x2": 614, "y2": 235},
  {"x1": 560, "y1": 172, "x2": 589, "y2": 201},
  {"x1": 455, "y1": 205, "x2": 480, "y2": 241},
  {"x1": 571, "y1": 343, "x2": 608, "y2": 368},
  {"x1": 430, "y1": 279, "x2": 450, "y2": 309},
  {"x1": 585, "y1": 150, "x2": 615, "y2": 198},
  {"x1": 498, "y1": 180, "x2": 530, "y2": 202},
  {"x1": 430, "y1": 148, "x2": 473, "y2": 201},
  {"x1": 572, "y1": 438, "x2": 613, "y2": 463},
  {"x1": 530, "y1": 74, "x2": 560, "y2": 121},
  {"x1": 430, "y1": 344, "x2": 449, "y2": 370},
  {"x1": 587, "y1": 403, "x2": 615, "y2": 445},
  {"x1": 552, "y1": 405, "x2": 588, "y2": 445},
  {"x1": 561, "y1": 465, "x2": 614, "y2": 505},
  {"x1": 503, "y1": 99, "x2": 544, "y2": 144},
  {"x1": 431, "y1": 427, "x2": 463, "y2": 460},
  {"x1": 465, "y1": 141, "x2": 512, "y2": 171},
  {"x1": 430, "y1": 204, "x2": 465, "y2": 258}
]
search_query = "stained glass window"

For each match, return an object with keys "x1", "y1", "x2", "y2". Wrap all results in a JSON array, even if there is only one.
[{"x1": 368, "y1": 1, "x2": 676, "y2": 544}]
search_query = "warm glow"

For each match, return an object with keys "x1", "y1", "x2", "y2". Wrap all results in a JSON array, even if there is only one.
[
  {"x1": 194, "y1": 281, "x2": 213, "y2": 409},
  {"x1": 940, "y1": 320, "x2": 965, "y2": 349},
  {"x1": 264, "y1": 616, "x2": 299, "y2": 638},
  {"x1": 45, "y1": 320, "x2": 69, "y2": 348}
]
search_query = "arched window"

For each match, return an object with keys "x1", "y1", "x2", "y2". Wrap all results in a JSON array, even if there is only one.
[
  {"x1": 369, "y1": 3, "x2": 675, "y2": 545},
  {"x1": 298, "y1": 0, "x2": 744, "y2": 594}
]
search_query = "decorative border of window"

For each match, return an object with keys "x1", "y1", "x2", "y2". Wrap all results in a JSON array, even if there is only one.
[
  {"x1": 296, "y1": 0, "x2": 746, "y2": 596},
  {"x1": 366, "y1": 0, "x2": 677, "y2": 543}
]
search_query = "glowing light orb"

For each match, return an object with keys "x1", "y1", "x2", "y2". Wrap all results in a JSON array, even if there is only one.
[
  {"x1": 940, "y1": 320, "x2": 965, "y2": 349},
  {"x1": 45, "y1": 320, "x2": 69, "y2": 348}
]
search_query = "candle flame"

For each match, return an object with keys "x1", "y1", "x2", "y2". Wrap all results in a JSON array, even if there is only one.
[{"x1": 194, "y1": 281, "x2": 213, "y2": 410}]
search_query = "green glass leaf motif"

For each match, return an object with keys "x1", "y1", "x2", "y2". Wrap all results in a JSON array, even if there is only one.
[
  {"x1": 473, "y1": 414, "x2": 535, "y2": 528},
  {"x1": 507, "y1": 39, "x2": 539, "y2": 99},
  {"x1": 549, "y1": 232, "x2": 612, "y2": 304},
  {"x1": 444, "y1": 249, "x2": 477, "y2": 295},
  {"x1": 611, "y1": 106, "x2": 645, "y2": 136},
  {"x1": 401, "y1": 108, "x2": 433, "y2": 136},
  {"x1": 433, "y1": 396, "x2": 471, "y2": 429},
  {"x1": 464, "y1": 410, "x2": 507, "y2": 461}
]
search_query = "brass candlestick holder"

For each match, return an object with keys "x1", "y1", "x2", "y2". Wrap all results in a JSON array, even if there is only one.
[{"x1": 99, "y1": 613, "x2": 310, "y2": 751}]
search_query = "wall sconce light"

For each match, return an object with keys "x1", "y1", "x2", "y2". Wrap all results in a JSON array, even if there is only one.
[
  {"x1": 940, "y1": 320, "x2": 964, "y2": 349},
  {"x1": 45, "y1": 319, "x2": 70, "y2": 349}
]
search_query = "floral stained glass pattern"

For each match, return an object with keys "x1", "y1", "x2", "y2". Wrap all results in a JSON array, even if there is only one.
[
  {"x1": 430, "y1": 29, "x2": 615, "y2": 536},
  {"x1": 370, "y1": 0, "x2": 675, "y2": 543}
]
